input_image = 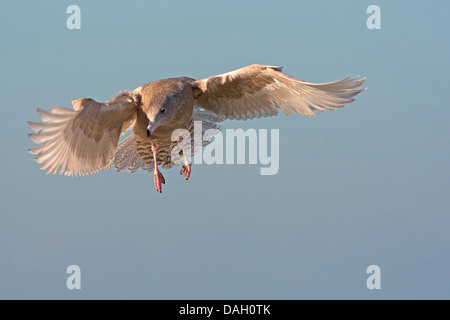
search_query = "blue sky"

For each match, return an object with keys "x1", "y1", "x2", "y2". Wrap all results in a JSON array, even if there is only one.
[{"x1": 0, "y1": 0, "x2": 449, "y2": 299}]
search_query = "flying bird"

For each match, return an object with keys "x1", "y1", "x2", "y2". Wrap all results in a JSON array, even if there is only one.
[{"x1": 27, "y1": 64, "x2": 366, "y2": 192}]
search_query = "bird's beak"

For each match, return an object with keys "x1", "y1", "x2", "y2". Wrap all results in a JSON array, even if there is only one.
[{"x1": 147, "y1": 121, "x2": 157, "y2": 137}]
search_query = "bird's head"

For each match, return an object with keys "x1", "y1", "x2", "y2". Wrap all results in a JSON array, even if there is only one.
[{"x1": 145, "y1": 93, "x2": 182, "y2": 137}]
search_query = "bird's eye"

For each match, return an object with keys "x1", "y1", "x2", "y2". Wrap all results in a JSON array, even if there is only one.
[{"x1": 160, "y1": 108, "x2": 166, "y2": 114}]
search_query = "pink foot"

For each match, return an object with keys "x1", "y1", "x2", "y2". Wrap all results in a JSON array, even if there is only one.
[
  {"x1": 154, "y1": 169, "x2": 165, "y2": 193},
  {"x1": 180, "y1": 163, "x2": 192, "y2": 180}
]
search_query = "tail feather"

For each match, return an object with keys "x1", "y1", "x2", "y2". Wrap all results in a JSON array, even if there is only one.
[{"x1": 113, "y1": 134, "x2": 146, "y2": 172}]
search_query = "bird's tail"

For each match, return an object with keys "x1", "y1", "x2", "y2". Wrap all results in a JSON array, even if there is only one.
[{"x1": 113, "y1": 134, "x2": 146, "y2": 173}]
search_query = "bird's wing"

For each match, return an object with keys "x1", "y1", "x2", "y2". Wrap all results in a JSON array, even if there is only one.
[
  {"x1": 28, "y1": 91, "x2": 140, "y2": 176},
  {"x1": 192, "y1": 64, "x2": 366, "y2": 120}
]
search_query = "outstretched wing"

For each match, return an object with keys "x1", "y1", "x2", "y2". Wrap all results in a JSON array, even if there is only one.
[
  {"x1": 28, "y1": 91, "x2": 140, "y2": 176},
  {"x1": 192, "y1": 64, "x2": 366, "y2": 120}
]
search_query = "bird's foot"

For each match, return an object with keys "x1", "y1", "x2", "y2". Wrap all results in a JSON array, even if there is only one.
[
  {"x1": 153, "y1": 169, "x2": 165, "y2": 193},
  {"x1": 180, "y1": 163, "x2": 191, "y2": 180}
]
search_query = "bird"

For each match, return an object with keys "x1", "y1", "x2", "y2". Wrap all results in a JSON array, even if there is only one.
[{"x1": 27, "y1": 64, "x2": 366, "y2": 192}]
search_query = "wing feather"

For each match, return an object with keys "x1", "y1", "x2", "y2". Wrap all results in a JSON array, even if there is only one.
[
  {"x1": 193, "y1": 64, "x2": 366, "y2": 120},
  {"x1": 28, "y1": 91, "x2": 140, "y2": 176}
]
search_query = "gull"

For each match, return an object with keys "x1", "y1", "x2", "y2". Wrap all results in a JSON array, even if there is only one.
[{"x1": 28, "y1": 64, "x2": 366, "y2": 192}]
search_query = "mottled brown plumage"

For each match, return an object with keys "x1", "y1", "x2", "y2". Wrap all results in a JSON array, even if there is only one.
[{"x1": 28, "y1": 64, "x2": 366, "y2": 192}]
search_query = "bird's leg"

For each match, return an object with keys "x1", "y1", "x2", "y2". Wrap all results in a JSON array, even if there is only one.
[
  {"x1": 151, "y1": 143, "x2": 165, "y2": 193},
  {"x1": 178, "y1": 136, "x2": 191, "y2": 180}
]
